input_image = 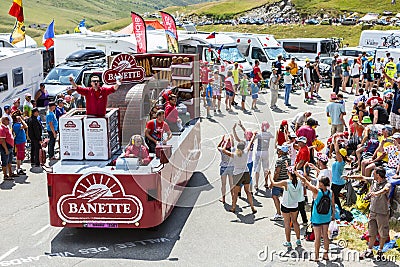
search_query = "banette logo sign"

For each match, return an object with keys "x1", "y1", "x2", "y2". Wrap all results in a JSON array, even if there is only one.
[
  {"x1": 57, "y1": 172, "x2": 143, "y2": 224},
  {"x1": 103, "y1": 53, "x2": 145, "y2": 85}
]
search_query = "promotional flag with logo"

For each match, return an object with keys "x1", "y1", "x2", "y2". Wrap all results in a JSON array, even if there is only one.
[
  {"x1": 9, "y1": 21, "x2": 25, "y2": 45},
  {"x1": 43, "y1": 20, "x2": 55, "y2": 50},
  {"x1": 159, "y1": 11, "x2": 179, "y2": 53},
  {"x1": 131, "y1": 12, "x2": 147, "y2": 53}
]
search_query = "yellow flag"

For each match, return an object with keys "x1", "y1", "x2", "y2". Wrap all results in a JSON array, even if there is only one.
[{"x1": 10, "y1": 20, "x2": 25, "y2": 44}]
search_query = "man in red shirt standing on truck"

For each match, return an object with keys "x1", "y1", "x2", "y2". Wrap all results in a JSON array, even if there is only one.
[
  {"x1": 145, "y1": 110, "x2": 173, "y2": 153},
  {"x1": 68, "y1": 75, "x2": 120, "y2": 117}
]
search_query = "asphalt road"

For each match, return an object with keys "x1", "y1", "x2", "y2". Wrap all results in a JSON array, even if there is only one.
[{"x1": 0, "y1": 85, "x2": 399, "y2": 267}]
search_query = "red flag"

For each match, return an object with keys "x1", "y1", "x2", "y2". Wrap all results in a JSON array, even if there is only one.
[
  {"x1": 131, "y1": 12, "x2": 147, "y2": 53},
  {"x1": 206, "y1": 31, "x2": 216, "y2": 39},
  {"x1": 9, "y1": 0, "x2": 24, "y2": 22},
  {"x1": 159, "y1": 11, "x2": 179, "y2": 53}
]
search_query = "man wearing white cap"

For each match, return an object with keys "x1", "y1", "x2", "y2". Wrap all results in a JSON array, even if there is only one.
[
  {"x1": 291, "y1": 111, "x2": 312, "y2": 132},
  {"x1": 295, "y1": 136, "x2": 310, "y2": 172},
  {"x1": 23, "y1": 93, "x2": 33, "y2": 118}
]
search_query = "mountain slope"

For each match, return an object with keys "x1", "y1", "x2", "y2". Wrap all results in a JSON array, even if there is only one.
[{"x1": 0, "y1": 0, "x2": 212, "y2": 39}]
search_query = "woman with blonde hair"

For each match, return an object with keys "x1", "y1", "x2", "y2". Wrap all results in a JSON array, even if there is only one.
[
  {"x1": 124, "y1": 135, "x2": 151, "y2": 165},
  {"x1": 269, "y1": 165, "x2": 303, "y2": 248},
  {"x1": 220, "y1": 130, "x2": 257, "y2": 214}
]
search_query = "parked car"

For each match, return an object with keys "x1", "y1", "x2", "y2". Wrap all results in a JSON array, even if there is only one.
[
  {"x1": 376, "y1": 19, "x2": 390, "y2": 26},
  {"x1": 341, "y1": 18, "x2": 357, "y2": 25},
  {"x1": 306, "y1": 19, "x2": 319, "y2": 25}
]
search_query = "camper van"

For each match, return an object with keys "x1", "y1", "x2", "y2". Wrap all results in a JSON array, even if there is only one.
[
  {"x1": 278, "y1": 38, "x2": 338, "y2": 60},
  {"x1": 227, "y1": 33, "x2": 289, "y2": 78},
  {"x1": 0, "y1": 34, "x2": 38, "y2": 48},
  {"x1": 359, "y1": 30, "x2": 400, "y2": 48},
  {"x1": 178, "y1": 31, "x2": 252, "y2": 77},
  {"x1": 53, "y1": 31, "x2": 169, "y2": 65},
  {"x1": 0, "y1": 47, "x2": 43, "y2": 106}
]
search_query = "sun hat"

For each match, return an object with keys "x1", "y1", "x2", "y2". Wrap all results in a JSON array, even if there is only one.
[
  {"x1": 317, "y1": 153, "x2": 329, "y2": 163},
  {"x1": 393, "y1": 133, "x2": 400, "y2": 139},
  {"x1": 339, "y1": 148, "x2": 347, "y2": 157},
  {"x1": 351, "y1": 109, "x2": 357, "y2": 115},
  {"x1": 305, "y1": 58, "x2": 310, "y2": 62},
  {"x1": 352, "y1": 115, "x2": 359, "y2": 122},
  {"x1": 289, "y1": 132, "x2": 297, "y2": 138},
  {"x1": 277, "y1": 145, "x2": 289, "y2": 153},
  {"x1": 361, "y1": 116, "x2": 372, "y2": 124},
  {"x1": 296, "y1": 136, "x2": 307, "y2": 143}
]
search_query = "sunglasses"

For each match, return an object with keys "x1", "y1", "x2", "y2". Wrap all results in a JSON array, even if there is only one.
[{"x1": 91, "y1": 80, "x2": 100, "y2": 83}]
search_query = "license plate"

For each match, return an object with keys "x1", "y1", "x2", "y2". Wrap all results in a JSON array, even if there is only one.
[{"x1": 84, "y1": 223, "x2": 118, "y2": 228}]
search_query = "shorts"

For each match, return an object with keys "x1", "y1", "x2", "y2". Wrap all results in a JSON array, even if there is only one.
[
  {"x1": 233, "y1": 172, "x2": 251, "y2": 186},
  {"x1": 241, "y1": 95, "x2": 246, "y2": 102},
  {"x1": 0, "y1": 143, "x2": 13, "y2": 167},
  {"x1": 368, "y1": 211, "x2": 389, "y2": 239},
  {"x1": 390, "y1": 112, "x2": 400, "y2": 129},
  {"x1": 206, "y1": 98, "x2": 212, "y2": 107},
  {"x1": 281, "y1": 205, "x2": 298, "y2": 213},
  {"x1": 373, "y1": 160, "x2": 384, "y2": 167},
  {"x1": 252, "y1": 94, "x2": 258, "y2": 99},
  {"x1": 212, "y1": 90, "x2": 221, "y2": 97},
  {"x1": 254, "y1": 152, "x2": 269, "y2": 172},
  {"x1": 351, "y1": 74, "x2": 360, "y2": 79},
  {"x1": 15, "y1": 142, "x2": 25, "y2": 161},
  {"x1": 313, "y1": 77, "x2": 320, "y2": 83},
  {"x1": 312, "y1": 222, "x2": 330, "y2": 227},
  {"x1": 343, "y1": 71, "x2": 350, "y2": 77},
  {"x1": 374, "y1": 73, "x2": 381, "y2": 79},
  {"x1": 226, "y1": 90, "x2": 234, "y2": 97},
  {"x1": 220, "y1": 166, "x2": 234, "y2": 176},
  {"x1": 366, "y1": 75, "x2": 373, "y2": 82},
  {"x1": 272, "y1": 186, "x2": 284, "y2": 197}
]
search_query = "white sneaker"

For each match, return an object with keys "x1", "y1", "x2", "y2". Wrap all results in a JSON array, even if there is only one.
[{"x1": 270, "y1": 214, "x2": 283, "y2": 221}]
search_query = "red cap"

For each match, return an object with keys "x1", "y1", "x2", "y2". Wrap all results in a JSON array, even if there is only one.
[{"x1": 281, "y1": 120, "x2": 288, "y2": 126}]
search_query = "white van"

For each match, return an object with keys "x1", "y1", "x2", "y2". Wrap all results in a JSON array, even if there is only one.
[
  {"x1": 226, "y1": 33, "x2": 289, "y2": 78},
  {"x1": 278, "y1": 38, "x2": 337, "y2": 60},
  {"x1": 359, "y1": 30, "x2": 400, "y2": 48},
  {"x1": 178, "y1": 31, "x2": 252, "y2": 77}
]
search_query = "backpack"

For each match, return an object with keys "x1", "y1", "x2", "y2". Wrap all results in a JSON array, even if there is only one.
[
  {"x1": 340, "y1": 209, "x2": 354, "y2": 222},
  {"x1": 249, "y1": 70, "x2": 255, "y2": 79},
  {"x1": 316, "y1": 189, "x2": 331, "y2": 215}
]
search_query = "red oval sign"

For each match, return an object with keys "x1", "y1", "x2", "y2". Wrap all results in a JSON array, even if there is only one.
[{"x1": 103, "y1": 54, "x2": 145, "y2": 85}]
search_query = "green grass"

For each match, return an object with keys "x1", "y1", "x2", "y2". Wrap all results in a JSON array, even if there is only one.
[
  {"x1": 196, "y1": 24, "x2": 400, "y2": 47},
  {"x1": 165, "y1": 0, "x2": 276, "y2": 19},
  {"x1": 292, "y1": 0, "x2": 400, "y2": 16}
]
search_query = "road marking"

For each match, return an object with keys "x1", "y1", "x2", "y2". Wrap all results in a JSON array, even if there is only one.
[
  {"x1": 0, "y1": 246, "x2": 18, "y2": 261},
  {"x1": 32, "y1": 224, "x2": 50, "y2": 236}
]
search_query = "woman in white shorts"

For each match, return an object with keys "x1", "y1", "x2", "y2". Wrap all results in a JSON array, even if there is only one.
[
  {"x1": 212, "y1": 70, "x2": 222, "y2": 112},
  {"x1": 254, "y1": 121, "x2": 274, "y2": 190}
]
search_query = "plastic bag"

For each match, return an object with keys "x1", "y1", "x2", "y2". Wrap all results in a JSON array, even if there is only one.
[{"x1": 328, "y1": 220, "x2": 339, "y2": 239}]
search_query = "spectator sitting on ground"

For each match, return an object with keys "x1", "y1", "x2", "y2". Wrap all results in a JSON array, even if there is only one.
[{"x1": 124, "y1": 135, "x2": 151, "y2": 166}]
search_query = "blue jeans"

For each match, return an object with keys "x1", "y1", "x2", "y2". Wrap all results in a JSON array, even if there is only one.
[
  {"x1": 284, "y1": 83, "x2": 291, "y2": 105},
  {"x1": 47, "y1": 130, "x2": 56, "y2": 158}
]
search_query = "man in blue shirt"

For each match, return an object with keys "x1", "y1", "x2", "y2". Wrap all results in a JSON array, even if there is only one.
[
  {"x1": 12, "y1": 115, "x2": 28, "y2": 175},
  {"x1": 46, "y1": 102, "x2": 58, "y2": 160},
  {"x1": 326, "y1": 92, "x2": 346, "y2": 135},
  {"x1": 396, "y1": 58, "x2": 400, "y2": 78},
  {"x1": 55, "y1": 98, "x2": 66, "y2": 120}
]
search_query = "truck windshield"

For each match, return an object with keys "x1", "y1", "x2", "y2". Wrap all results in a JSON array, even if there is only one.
[
  {"x1": 44, "y1": 68, "x2": 80, "y2": 85},
  {"x1": 264, "y1": 47, "x2": 289, "y2": 60},
  {"x1": 219, "y1": 47, "x2": 246, "y2": 63}
]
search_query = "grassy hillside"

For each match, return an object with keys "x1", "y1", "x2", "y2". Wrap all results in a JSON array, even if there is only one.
[
  {"x1": 164, "y1": 0, "x2": 400, "y2": 17},
  {"x1": 293, "y1": 0, "x2": 400, "y2": 15},
  {"x1": 0, "y1": 0, "x2": 212, "y2": 43},
  {"x1": 196, "y1": 24, "x2": 400, "y2": 47},
  {"x1": 164, "y1": 0, "x2": 275, "y2": 19}
]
